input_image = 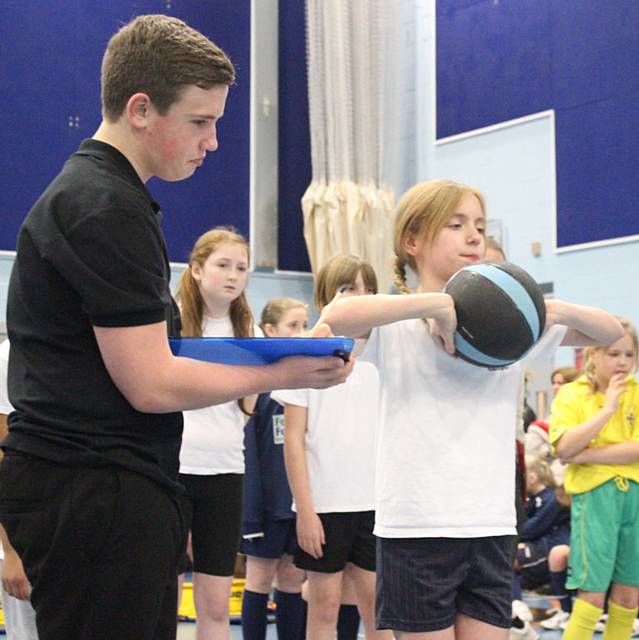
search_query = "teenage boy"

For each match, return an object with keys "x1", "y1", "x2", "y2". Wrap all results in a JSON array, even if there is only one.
[{"x1": 0, "y1": 14, "x2": 350, "y2": 640}]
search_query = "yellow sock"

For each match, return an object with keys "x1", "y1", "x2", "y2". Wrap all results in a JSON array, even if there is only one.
[
  {"x1": 563, "y1": 598, "x2": 604, "y2": 640},
  {"x1": 603, "y1": 600, "x2": 639, "y2": 640}
]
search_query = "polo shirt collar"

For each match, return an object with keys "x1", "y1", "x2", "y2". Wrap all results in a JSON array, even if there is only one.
[{"x1": 74, "y1": 139, "x2": 160, "y2": 215}]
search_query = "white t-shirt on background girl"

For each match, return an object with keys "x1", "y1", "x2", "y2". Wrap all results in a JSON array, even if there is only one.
[
  {"x1": 272, "y1": 359, "x2": 380, "y2": 513},
  {"x1": 179, "y1": 316, "x2": 262, "y2": 475}
]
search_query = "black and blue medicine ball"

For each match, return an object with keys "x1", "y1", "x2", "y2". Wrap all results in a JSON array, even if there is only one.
[{"x1": 443, "y1": 262, "x2": 546, "y2": 368}]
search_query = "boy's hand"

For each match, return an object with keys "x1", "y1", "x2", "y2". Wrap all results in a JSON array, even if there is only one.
[{"x1": 273, "y1": 354, "x2": 353, "y2": 390}]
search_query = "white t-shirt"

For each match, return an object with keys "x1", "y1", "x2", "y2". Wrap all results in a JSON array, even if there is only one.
[
  {"x1": 272, "y1": 359, "x2": 380, "y2": 513},
  {"x1": 179, "y1": 316, "x2": 262, "y2": 475},
  {"x1": 0, "y1": 339, "x2": 12, "y2": 561},
  {"x1": 0, "y1": 340, "x2": 11, "y2": 417},
  {"x1": 362, "y1": 320, "x2": 566, "y2": 538}
]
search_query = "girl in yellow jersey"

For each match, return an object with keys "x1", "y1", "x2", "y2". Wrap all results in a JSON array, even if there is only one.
[{"x1": 550, "y1": 317, "x2": 639, "y2": 640}]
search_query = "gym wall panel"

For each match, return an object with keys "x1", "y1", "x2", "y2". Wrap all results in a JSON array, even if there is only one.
[
  {"x1": 277, "y1": 0, "x2": 312, "y2": 273},
  {"x1": 0, "y1": 1, "x2": 251, "y2": 263}
]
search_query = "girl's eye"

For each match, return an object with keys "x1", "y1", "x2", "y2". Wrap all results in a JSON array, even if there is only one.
[
  {"x1": 448, "y1": 223, "x2": 462, "y2": 229},
  {"x1": 477, "y1": 227, "x2": 486, "y2": 235},
  {"x1": 192, "y1": 120, "x2": 207, "y2": 126}
]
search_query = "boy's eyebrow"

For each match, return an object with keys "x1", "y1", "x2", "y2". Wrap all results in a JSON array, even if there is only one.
[{"x1": 189, "y1": 114, "x2": 219, "y2": 120}]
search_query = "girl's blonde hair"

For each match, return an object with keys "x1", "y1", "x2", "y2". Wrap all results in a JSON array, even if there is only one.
[
  {"x1": 525, "y1": 454, "x2": 556, "y2": 489},
  {"x1": 393, "y1": 179, "x2": 486, "y2": 294},
  {"x1": 583, "y1": 317, "x2": 638, "y2": 392},
  {"x1": 260, "y1": 298, "x2": 308, "y2": 333},
  {"x1": 314, "y1": 255, "x2": 378, "y2": 311},
  {"x1": 176, "y1": 226, "x2": 255, "y2": 339}
]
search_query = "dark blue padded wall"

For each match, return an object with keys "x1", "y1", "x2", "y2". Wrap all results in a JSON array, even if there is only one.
[
  {"x1": 277, "y1": 0, "x2": 312, "y2": 272},
  {"x1": 0, "y1": 1, "x2": 250, "y2": 263},
  {"x1": 436, "y1": 0, "x2": 639, "y2": 249}
]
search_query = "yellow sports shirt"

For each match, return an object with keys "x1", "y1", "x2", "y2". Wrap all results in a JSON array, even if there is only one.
[{"x1": 549, "y1": 375, "x2": 639, "y2": 494}]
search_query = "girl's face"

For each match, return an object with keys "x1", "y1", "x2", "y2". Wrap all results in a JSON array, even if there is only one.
[
  {"x1": 408, "y1": 192, "x2": 486, "y2": 291},
  {"x1": 592, "y1": 332, "x2": 637, "y2": 387},
  {"x1": 265, "y1": 307, "x2": 309, "y2": 338},
  {"x1": 338, "y1": 270, "x2": 376, "y2": 298},
  {"x1": 191, "y1": 242, "x2": 249, "y2": 315},
  {"x1": 551, "y1": 373, "x2": 565, "y2": 397}
]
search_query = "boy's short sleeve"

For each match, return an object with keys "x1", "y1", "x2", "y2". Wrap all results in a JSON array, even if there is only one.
[{"x1": 42, "y1": 208, "x2": 169, "y2": 328}]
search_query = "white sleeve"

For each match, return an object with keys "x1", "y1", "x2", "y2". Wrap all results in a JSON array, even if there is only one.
[
  {"x1": 523, "y1": 324, "x2": 568, "y2": 365},
  {"x1": 270, "y1": 387, "x2": 310, "y2": 408},
  {"x1": 359, "y1": 326, "x2": 381, "y2": 366},
  {"x1": 0, "y1": 340, "x2": 13, "y2": 414}
]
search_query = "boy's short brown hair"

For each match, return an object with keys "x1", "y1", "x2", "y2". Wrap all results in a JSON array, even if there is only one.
[{"x1": 101, "y1": 14, "x2": 235, "y2": 122}]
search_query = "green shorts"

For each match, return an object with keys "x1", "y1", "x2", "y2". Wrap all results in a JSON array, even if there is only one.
[{"x1": 567, "y1": 478, "x2": 639, "y2": 592}]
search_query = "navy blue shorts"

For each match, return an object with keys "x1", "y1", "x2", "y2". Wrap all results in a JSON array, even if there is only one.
[
  {"x1": 294, "y1": 511, "x2": 376, "y2": 573},
  {"x1": 239, "y1": 517, "x2": 298, "y2": 559},
  {"x1": 376, "y1": 535, "x2": 514, "y2": 632}
]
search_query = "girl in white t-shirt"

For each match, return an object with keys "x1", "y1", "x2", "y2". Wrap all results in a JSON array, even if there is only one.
[
  {"x1": 322, "y1": 179, "x2": 624, "y2": 640},
  {"x1": 175, "y1": 227, "x2": 261, "y2": 639},
  {"x1": 273, "y1": 255, "x2": 391, "y2": 640}
]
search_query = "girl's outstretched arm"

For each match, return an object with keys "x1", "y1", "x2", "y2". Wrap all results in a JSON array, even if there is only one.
[
  {"x1": 545, "y1": 300, "x2": 624, "y2": 347},
  {"x1": 322, "y1": 293, "x2": 457, "y2": 352}
]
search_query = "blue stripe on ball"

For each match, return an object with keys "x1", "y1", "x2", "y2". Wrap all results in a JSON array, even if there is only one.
[
  {"x1": 454, "y1": 332, "x2": 516, "y2": 368},
  {"x1": 461, "y1": 263, "x2": 541, "y2": 340}
]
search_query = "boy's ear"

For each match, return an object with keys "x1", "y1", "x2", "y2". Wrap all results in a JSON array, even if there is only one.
[{"x1": 126, "y1": 93, "x2": 153, "y2": 129}]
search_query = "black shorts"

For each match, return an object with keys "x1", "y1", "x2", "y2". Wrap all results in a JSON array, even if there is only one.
[
  {"x1": 517, "y1": 540, "x2": 550, "y2": 590},
  {"x1": 178, "y1": 473, "x2": 243, "y2": 576},
  {"x1": 376, "y1": 535, "x2": 514, "y2": 633},
  {"x1": 294, "y1": 511, "x2": 376, "y2": 573},
  {"x1": 239, "y1": 517, "x2": 298, "y2": 559}
]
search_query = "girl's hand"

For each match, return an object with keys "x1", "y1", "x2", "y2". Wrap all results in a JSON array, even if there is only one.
[
  {"x1": 605, "y1": 373, "x2": 626, "y2": 413},
  {"x1": 296, "y1": 510, "x2": 325, "y2": 559}
]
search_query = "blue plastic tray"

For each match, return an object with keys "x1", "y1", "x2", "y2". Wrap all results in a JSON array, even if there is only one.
[{"x1": 169, "y1": 337, "x2": 354, "y2": 365}]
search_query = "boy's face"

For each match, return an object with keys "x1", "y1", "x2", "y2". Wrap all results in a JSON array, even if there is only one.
[{"x1": 141, "y1": 84, "x2": 228, "y2": 182}]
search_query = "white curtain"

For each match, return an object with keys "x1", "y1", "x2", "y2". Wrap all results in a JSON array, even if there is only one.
[{"x1": 303, "y1": 0, "x2": 400, "y2": 292}]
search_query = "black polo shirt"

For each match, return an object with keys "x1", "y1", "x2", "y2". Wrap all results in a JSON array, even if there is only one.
[{"x1": 5, "y1": 139, "x2": 183, "y2": 491}]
